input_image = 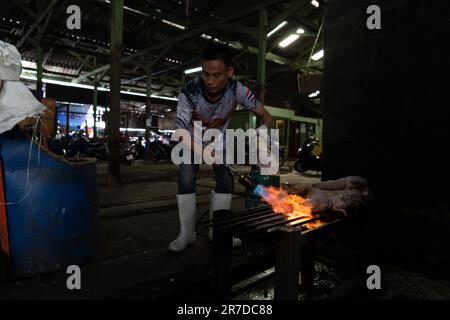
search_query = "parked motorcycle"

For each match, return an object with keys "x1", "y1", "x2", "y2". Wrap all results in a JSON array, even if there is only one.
[
  {"x1": 47, "y1": 135, "x2": 135, "y2": 165},
  {"x1": 86, "y1": 141, "x2": 108, "y2": 160},
  {"x1": 129, "y1": 137, "x2": 145, "y2": 159},
  {"x1": 120, "y1": 142, "x2": 136, "y2": 165},
  {"x1": 46, "y1": 135, "x2": 92, "y2": 158},
  {"x1": 150, "y1": 140, "x2": 173, "y2": 163},
  {"x1": 294, "y1": 136, "x2": 322, "y2": 173}
]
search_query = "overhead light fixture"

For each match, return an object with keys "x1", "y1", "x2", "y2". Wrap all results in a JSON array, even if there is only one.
[
  {"x1": 21, "y1": 74, "x2": 108, "y2": 91},
  {"x1": 279, "y1": 34, "x2": 300, "y2": 48},
  {"x1": 200, "y1": 33, "x2": 213, "y2": 40},
  {"x1": 212, "y1": 37, "x2": 227, "y2": 45},
  {"x1": 311, "y1": 0, "x2": 319, "y2": 8},
  {"x1": 267, "y1": 21, "x2": 287, "y2": 38},
  {"x1": 101, "y1": 0, "x2": 150, "y2": 17},
  {"x1": 161, "y1": 19, "x2": 185, "y2": 30},
  {"x1": 308, "y1": 90, "x2": 320, "y2": 98},
  {"x1": 20, "y1": 73, "x2": 178, "y2": 101},
  {"x1": 228, "y1": 42, "x2": 242, "y2": 49},
  {"x1": 311, "y1": 49, "x2": 324, "y2": 60},
  {"x1": 120, "y1": 128, "x2": 146, "y2": 132},
  {"x1": 21, "y1": 60, "x2": 37, "y2": 69},
  {"x1": 271, "y1": 57, "x2": 286, "y2": 65},
  {"x1": 296, "y1": 28, "x2": 305, "y2": 34},
  {"x1": 183, "y1": 66, "x2": 202, "y2": 74}
]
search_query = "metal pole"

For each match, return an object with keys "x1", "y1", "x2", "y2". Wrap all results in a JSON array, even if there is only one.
[
  {"x1": 257, "y1": 8, "x2": 267, "y2": 106},
  {"x1": 35, "y1": 45, "x2": 44, "y2": 138},
  {"x1": 93, "y1": 57, "x2": 98, "y2": 139},
  {"x1": 65, "y1": 104, "x2": 70, "y2": 137},
  {"x1": 212, "y1": 210, "x2": 233, "y2": 299},
  {"x1": 145, "y1": 53, "x2": 152, "y2": 160},
  {"x1": 274, "y1": 227, "x2": 301, "y2": 300},
  {"x1": 125, "y1": 112, "x2": 129, "y2": 138},
  {"x1": 108, "y1": 0, "x2": 123, "y2": 183},
  {"x1": 36, "y1": 46, "x2": 43, "y2": 100}
]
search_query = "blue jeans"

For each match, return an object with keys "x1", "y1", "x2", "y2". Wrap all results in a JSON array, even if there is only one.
[{"x1": 178, "y1": 164, "x2": 235, "y2": 194}]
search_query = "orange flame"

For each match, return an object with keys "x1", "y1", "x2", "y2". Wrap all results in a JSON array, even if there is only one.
[{"x1": 259, "y1": 186, "x2": 322, "y2": 229}]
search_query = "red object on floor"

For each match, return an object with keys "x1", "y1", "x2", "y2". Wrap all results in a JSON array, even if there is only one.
[{"x1": 0, "y1": 159, "x2": 10, "y2": 260}]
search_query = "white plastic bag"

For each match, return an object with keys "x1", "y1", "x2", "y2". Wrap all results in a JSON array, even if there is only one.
[{"x1": 0, "y1": 80, "x2": 45, "y2": 134}]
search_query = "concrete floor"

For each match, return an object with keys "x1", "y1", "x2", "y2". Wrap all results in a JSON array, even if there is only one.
[
  {"x1": 0, "y1": 161, "x2": 324, "y2": 299},
  {"x1": 97, "y1": 161, "x2": 321, "y2": 261},
  {"x1": 3, "y1": 161, "x2": 450, "y2": 300}
]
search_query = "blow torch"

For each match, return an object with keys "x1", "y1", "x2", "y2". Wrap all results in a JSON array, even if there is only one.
[{"x1": 225, "y1": 165, "x2": 265, "y2": 197}]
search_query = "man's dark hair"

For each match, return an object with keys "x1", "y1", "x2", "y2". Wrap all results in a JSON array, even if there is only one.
[{"x1": 200, "y1": 44, "x2": 232, "y2": 67}]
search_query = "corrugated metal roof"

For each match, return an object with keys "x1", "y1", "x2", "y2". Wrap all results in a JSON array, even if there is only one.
[{"x1": 0, "y1": 0, "x2": 324, "y2": 106}]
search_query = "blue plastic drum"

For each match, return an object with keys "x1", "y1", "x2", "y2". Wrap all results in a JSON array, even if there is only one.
[{"x1": 0, "y1": 128, "x2": 99, "y2": 279}]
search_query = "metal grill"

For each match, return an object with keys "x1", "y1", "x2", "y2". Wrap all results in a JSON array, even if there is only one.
[{"x1": 200, "y1": 205, "x2": 350, "y2": 299}]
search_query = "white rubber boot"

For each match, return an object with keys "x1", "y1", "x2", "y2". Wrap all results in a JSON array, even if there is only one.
[
  {"x1": 209, "y1": 191, "x2": 243, "y2": 248},
  {"x1": 168, "y1": 193, "x2": 197, "y2": 252}
]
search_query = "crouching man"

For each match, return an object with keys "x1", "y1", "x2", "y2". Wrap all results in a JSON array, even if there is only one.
[{"x1": 169, "y1": 44, "x2": 272, "y2": 252}]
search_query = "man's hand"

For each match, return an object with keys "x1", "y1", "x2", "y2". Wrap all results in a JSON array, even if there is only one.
[{"x1": 207, "y1": 118, "x2": 227, "y2": 129}]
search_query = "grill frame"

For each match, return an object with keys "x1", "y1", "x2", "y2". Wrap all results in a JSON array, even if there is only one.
[{"x1": 210, "y1": 205, "x2": 351, "y2": 300}]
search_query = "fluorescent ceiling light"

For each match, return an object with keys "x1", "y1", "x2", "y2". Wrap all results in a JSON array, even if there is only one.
[
  {"x1": 21, "y1": 74, "x2": 108, "y2": 91},
  {"x1": 120, "y1": 128, "x2": 145, "y2": 132},
  {"x1": 183, "y1": 66, "x2": 202, "y2": 74},
  {"x1": 201, "y1": 34, "x2": 212, "y2": 40},
  {"x1": 101, "y1": 0, "x2": 150, "y2": 17},
  {"x1": 122, "y1": 91, "x2": 178, "y2": 101},
  {"x1": 150, "y1": 95, "x2": 178, "y2": 101},
  {"x1": 161, "y1": 19, "x2": 185, "y2": 30},
  {"x1": 20, "y1": 73, "x2": 178, "y2": 101},
  {"x1": 267, "y1": 21, "x2": 287, "y2": 37},
  {"x1": 213, "y1": 38, "x2": 227, "y2": 44},
  {"x1": 228, "y1": 42, "x2": 242, "y2": 50},
  {"x1": 308, "y1": 90, "x2": 320, "y2": 98},
  {"x1": 311, "y1": 49, "x2": 324, "y2": 60},
  {"x1": 296, "y1": 28, "x2": 305, "y2": 34},
  {"x1": 279, "y1": 34, "x2": 300, "y2": 48},
  {"x1": 122, "y1": 90, "x2": 145, "y2": 97},
  {"x1": 21, "y1": 60, "x2": 37, "y2": 69},
  {"x1": 311, "y1": 0, "x2": 320, "y2": 8}
]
